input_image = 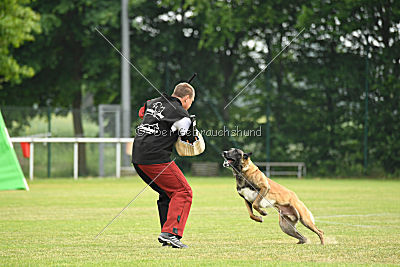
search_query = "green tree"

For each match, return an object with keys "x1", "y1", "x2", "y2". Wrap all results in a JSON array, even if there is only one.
[
  {"x1": 0, "y1": 0, "x2": 40, "y2": 88},
  {"x1": 2, "y1": 0, "x2": 399, "y2": 176},
  {"x1": 126, "y1": 1, "x2": 258, "y2": 161},
  {"x1": 296, "y1": 0, "x2": 400, "y2": 174},
  {"x1": 1, "y1": 0, "x2": 121, "y2": 175}
]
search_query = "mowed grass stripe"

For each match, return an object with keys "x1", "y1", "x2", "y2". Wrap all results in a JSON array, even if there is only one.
[{"x1": 0, "y1": 177, "x2": 399, "y2": 266}]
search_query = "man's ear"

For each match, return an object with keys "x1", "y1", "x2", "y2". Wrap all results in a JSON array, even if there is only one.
[{"x1": 243, "y1": 152, "x2": 253, "y2": 159}]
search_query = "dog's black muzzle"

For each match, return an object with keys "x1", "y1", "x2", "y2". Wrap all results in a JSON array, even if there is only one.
[{"x1": 222, "y1": 151, "x2": 235, "y2": 168}]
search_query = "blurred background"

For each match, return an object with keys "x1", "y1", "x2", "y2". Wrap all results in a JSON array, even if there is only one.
[{"x1": 0, "y1": 0, "x2": 399, "y2": 178}]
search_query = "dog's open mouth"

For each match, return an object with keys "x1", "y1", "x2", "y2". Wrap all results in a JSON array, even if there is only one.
[{"x1": 222, "y1": 156, "x2": 235, "y2": 168}]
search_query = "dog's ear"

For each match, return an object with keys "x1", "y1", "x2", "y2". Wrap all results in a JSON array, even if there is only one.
[{"x1": 243, "y1": 152, "x2": 253, "y2": 159}]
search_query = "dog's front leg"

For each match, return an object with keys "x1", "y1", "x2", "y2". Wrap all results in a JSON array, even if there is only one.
[
  {"x1": 244, "y1": 199, "x2": 263, "y2": 223},
  {"x1": 252, "y1": 187, "x2": 268, "y2": 216}
]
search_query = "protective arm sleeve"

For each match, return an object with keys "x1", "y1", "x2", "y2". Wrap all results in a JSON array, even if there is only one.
[
  {"x1": 171, "y1": 117, "x2": 192, "y2": 136},
  {"x1": 138, "y1": 101, "x2": 148, "y2": 119}
]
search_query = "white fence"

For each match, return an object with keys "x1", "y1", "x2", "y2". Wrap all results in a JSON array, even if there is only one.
[
  {"x1": 254, "y1": 162, "x2": 306, "y2": 178},
  {"x1": 10, "y1": 137, "x2": 134, "y2": 180}
]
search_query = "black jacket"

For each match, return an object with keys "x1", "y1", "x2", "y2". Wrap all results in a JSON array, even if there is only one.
[{"x1": 131, "y1": 93, "x2": 189, "y2": 164}]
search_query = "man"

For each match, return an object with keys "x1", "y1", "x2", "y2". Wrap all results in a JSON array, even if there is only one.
[{"x1": 132, "y1": 82, "x2": 195, "y2": 249}]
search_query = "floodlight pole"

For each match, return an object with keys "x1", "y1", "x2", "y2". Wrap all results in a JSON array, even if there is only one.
[
  {"x1": 363, "y1": 48, "x2": 369, "y2": 174},
  {"x1": 121, "y1": 0, "x2": 131, "y2": 166},
  {"x1": 265, "y1": 39, "x2": 271, "y2": 163}
]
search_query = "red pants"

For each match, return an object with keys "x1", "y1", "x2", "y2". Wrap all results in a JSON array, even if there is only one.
[{"x1": 133, "y1": 161, "x2": 192, "y2": 237}]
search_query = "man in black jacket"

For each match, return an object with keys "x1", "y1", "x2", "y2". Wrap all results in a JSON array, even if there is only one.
[{"x1": 132, "y1": 83, "x2": 195, "y2": 248}]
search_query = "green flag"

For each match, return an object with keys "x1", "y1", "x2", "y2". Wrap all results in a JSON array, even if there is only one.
[{"x1": 0, "y1": 110, "x2": 29, "y2": 191}]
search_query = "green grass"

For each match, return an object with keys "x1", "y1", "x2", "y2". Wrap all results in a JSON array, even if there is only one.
[{"x1": 1, "y1": 177, "x2": 399, "y2": 266}]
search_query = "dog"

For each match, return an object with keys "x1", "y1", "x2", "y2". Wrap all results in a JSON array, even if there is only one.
[{"x1": 222, "y1": 148, "x2": 324, "y2": 245}]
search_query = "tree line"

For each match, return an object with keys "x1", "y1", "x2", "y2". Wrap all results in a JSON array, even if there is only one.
[{"x1": 1, "y1": 0, "x2": 399, "y2": 176}]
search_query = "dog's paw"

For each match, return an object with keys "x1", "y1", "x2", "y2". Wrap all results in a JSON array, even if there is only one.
[
  {"x1": 259, "y1": 210, "x2": 268, "y2": 216},
  {"x1": 251, "y1": 215, "x2": 263, "y2": 223}
]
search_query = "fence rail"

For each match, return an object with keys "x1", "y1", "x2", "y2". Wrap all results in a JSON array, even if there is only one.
[
  {"x1": 10, "y1": 137, "x2": 134, "y2": 180},
  {"x1": 254, "y1": 162, "x2": 306, "y2": 178}
]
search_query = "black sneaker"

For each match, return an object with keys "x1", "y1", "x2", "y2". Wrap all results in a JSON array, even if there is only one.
[{"x1": 158, "y1": 232, "x2": 188, "y2": 249}]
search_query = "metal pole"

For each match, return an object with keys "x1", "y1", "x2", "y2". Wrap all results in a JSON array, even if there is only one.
[
  {"x1": 363, "y1": 50, "x2": 369, "y2": 173},
  {"x1": 29, "y1": 142, "x2": 34, "y2": 180},
  {"x1": 266, "y1": 102, "x2": 271, "y2": 162},
  {"x1": 121, "y1": 0, "x2": 131, "y2": 167},
  {"x1": 99, "y1": 107, "x2": 104, "y2": 177},
  {"x1": 265, "y1": 46, "x2": 271, "y2": 163},
  {"x1": 116, "y1": 108, "x2": 121, "y2": 138},
  {"x1": 116, "y1": 142, "x2": 121, "y2": 178},
  {"x1": 74, "y1": 142, "x2": 79, "y2": 180},
  {"x1": 116, "y1": 108, "x2": 121, "y2": 178},
  {"x1": 47, "y1": 106, "x2": 51, "y2": 178},
  {"x1": 165, "y1": 60, "x2": 170, "y2": 93}
]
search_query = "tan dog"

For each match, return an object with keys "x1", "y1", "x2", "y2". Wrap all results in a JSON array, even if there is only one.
[{"x1": 222, "y1": 148, "x2": 324, "y2": 245}]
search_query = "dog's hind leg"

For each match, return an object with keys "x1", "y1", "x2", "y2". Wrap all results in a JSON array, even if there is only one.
[
  {"x1": 299, "y1": 217, "x2": 324, "y2": 245},
  {"x1": 293, "y1": 201, "x2": 325, "y2": 245},
  {"x1": 277, "y1": 205, "x2": 308, "y2": 244},
  {"x1": 278, "y1": 215, "x2": 307, "y2": 244},
  {"x1": 244, "y1": 199, "x2": 263, "y2": 223}
]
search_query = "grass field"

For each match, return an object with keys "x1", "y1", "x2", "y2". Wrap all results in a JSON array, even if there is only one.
[{"x1": 1, "y1": 177, "x2": 399, "y2": 266}]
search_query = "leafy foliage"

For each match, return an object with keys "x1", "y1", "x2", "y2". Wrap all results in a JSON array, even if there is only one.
[
  {"x1": 1, "y1": 0, "x2": 399, "y2": 176},
  {"x1": 0, "y1": 0, "x2": 41, "y2": 88}
]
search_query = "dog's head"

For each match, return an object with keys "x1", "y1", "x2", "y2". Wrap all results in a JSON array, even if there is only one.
[{"x1": 222, "y1": 148, "x2": 253, "y2": 171}]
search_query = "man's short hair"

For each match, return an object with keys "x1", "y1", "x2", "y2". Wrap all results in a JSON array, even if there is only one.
[{"x1": 172, "y1": 83, "x2": 195, "y2": 99}]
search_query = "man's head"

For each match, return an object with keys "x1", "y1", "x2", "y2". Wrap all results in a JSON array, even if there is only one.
[{"x1": 172, "y1": 82, "x2": 195, "y2": 110}]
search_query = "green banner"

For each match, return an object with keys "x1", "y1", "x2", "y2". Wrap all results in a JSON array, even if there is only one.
[{"x1": 0, "y1": 110, "x2": 29, "y2": 191}]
